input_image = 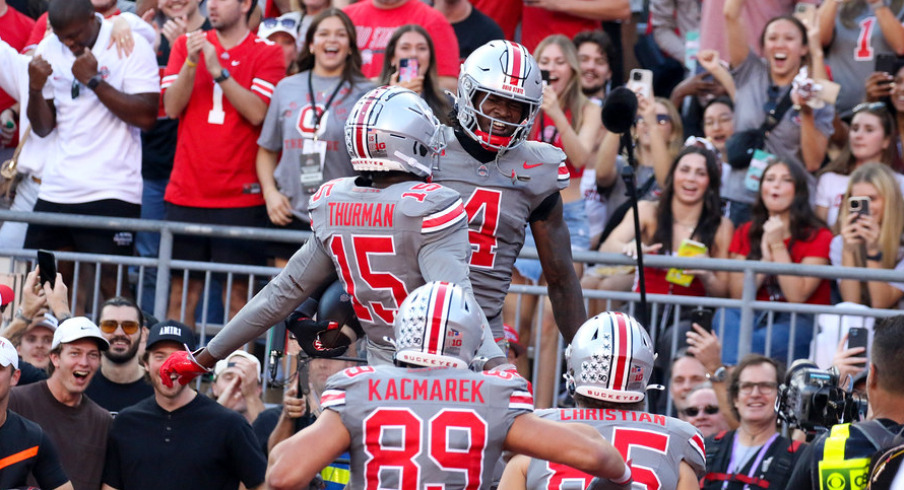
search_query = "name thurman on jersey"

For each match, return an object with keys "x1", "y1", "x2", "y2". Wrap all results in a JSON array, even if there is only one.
[
  {"x1": 368, "y1": 378, "x2": 486, "y2": 403},
  {"x1": 328, "y1": 202, "x2": 394, "y2": 227}
]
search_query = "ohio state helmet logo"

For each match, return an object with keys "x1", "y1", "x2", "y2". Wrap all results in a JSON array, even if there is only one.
[{"x1": 296, "y1": 105, "x2": 329, "y2": 139}]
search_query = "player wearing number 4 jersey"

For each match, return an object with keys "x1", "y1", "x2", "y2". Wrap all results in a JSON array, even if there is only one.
[
  {"x1": 267, "y1": 282, "x2": 630, "y2": 490},
  {"x1": 432, "y1": 40, "x2": 586, "y2": 342},
  {"x1": 500, "y1": 312, "x2": 706, "y2": 490},
  {"x1": 160, "y1": 87, "x2": 504, "y2": 385}
]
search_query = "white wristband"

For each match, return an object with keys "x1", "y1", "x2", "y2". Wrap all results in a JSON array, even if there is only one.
[{"x1": 613, "y1": 465, "x2": 632, "y2": 485}]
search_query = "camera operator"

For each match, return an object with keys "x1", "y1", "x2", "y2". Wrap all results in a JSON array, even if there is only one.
[
  {"x1": 785, "y1": 315, "x2": 904, "y2": 490},
  {"x1": 701, "y1": 354, "x2": 804, "y2": 490}
]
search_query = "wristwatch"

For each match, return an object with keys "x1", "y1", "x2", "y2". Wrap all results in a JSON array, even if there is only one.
[
  {"x1": 866, "y1": 251, "x2": 884, "y2": 262},
  {"x1": 707, "y1": 365, "x2": 729, "y2": 383},
  {"x1": 214, "y1": 69, "x2": 231, "y2": 84},
  {"x1": 86, "y1": 74, "x2": 103, "y2": 91}
]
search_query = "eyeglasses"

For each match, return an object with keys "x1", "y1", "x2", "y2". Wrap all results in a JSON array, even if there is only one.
[
  {"x1": 261, "y1": 17, "x2": 298, "y2": 30},
  {"x1": 634, "y1": 114, "x2": 672, "y2": 126},
  {"x1": 852, "y1": 101, "x2": 887, "y2": 114},
  {"x1": 99, "y1": 319, "x2": 140, "y2": 335},
  {"x1": 71, "y1": 79, "x2": 80, "y2": 99},
  {"x1": 681, "y1": 405, "x2": 720, "y2": 417},
  {"x1": 703, "y1": 115, "x2": 733, "y2": 128},
  {"x1": 738, "y1": 381, "x2": 778, "y2": 395}
]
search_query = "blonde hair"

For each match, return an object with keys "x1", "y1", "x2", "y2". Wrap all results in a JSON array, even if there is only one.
[
  {"x1": 534, "y1": 34, "x2": 587, "y2": 131},
  {"x1": 838, "y1": 162, "x2": 904, "y2": 269}
]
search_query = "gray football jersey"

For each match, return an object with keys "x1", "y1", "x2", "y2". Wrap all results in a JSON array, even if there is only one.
[
  {"x1": 524, "y1": 408, "x2": 707, "y2": 490},
  {"x1": 322, "y1": 365, "x2": 534, "y2": 490},
  {"x1": 432, "y1": 127, "x2": 568, "y2": 335},
  {"x1": 208, "y1": 177, "x2": 505, "y2": 363}
]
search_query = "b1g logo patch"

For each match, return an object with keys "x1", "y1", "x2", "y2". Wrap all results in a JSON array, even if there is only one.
[{"x1": 367, "y1": 133, "x2": 388, "y2": 157}]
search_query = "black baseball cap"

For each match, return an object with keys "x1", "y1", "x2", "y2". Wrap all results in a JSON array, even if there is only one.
[{"x1": 146, "y1": 320, "x2": 195, "y2": 351}]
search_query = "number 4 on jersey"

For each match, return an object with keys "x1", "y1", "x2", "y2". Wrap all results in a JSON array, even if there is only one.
[{"x1": 463, "y1": 188, "x2": 502, "y2": 269}]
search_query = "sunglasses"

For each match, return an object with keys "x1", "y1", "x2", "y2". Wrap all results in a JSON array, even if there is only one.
[
  {"x1": 634, "y1": 114, "x2": 672, "y2": 126},
  {"x1": 99, "y1": 319, "x2": 140, "y2": 335},
  {"x1": 852, "y1": 101, "x2": 887, "y2": 113},
  {"x1": 72, "y1": 79, "x2": 80, "y2": 99},
  {"x1": 681, "y1": 405, "x2": 720, "y2": 417},
  {"x1": 261, "y1": 17, "x2": 298, "y2": 30}
]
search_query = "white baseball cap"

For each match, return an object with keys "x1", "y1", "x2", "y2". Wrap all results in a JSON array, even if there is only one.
[
  {"x1": 0, "y1": 336, "x2": 18, "y2": 370},
  {"x1": 214, "y1": 350, "x2": 261, "y2": 382},
  {"x1": 52, "y1": 317, "x2": 110, "y2": 351}
]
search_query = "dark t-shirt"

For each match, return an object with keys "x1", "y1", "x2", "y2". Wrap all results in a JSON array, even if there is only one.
[
  {"x1": 8, "y1": 380, "x2": 112, "y2": 490},
  {"x1": 85, "y1": 370, "x2": 154, "y2": 414},
  {"x1": 0, "y1": 410, "x2": 69, "y2": 490},
  {"x1": 16, "y1": 357, "x2": 48, "y2": 386},
  {"x1": 102, "y1": 394, "x2": 267, "y2": 490},
  {"x1": 250, "y1": 405, "x2": 316, "y2": 456},
  {"x1": 452, "y1": 6, "x2": 504, "y2": 62}
]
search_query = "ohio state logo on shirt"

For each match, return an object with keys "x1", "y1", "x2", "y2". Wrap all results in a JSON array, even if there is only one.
[{"x1": 295, "y1": 104, "x2": 329, "y2": 139}]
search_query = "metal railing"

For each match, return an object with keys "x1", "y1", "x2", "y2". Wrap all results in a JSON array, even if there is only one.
[{"x1": 2, "y1": 210, "x2": 903, "y2": 405}]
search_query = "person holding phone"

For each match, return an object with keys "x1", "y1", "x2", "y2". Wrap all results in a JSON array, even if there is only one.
[
  {"x1": 378, "y1": 24, "x2": 452, "y2": 125},
  {"x1": 832, "y1": 162, "x2": 904, "y2": 308},
  {"x1": 722, "y1": 160, "x2": 832, "y2": 365},
  {"x1": 817, "y1": 0, "x2": 904, "y2": 116},
  {"x1": 815, "y1": 102, "x2": 904, "y2": 227}
]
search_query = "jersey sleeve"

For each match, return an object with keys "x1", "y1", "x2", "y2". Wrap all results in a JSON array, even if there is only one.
[
  {"x1": 205, "y1": 236, "x2": 338, "y2": 359},
  {"x1": 250, "y1": 40, "x2": 285, "y2": 103},
  {"x1": 683, "y1": 427, "x2": 707, "y2": 477},
  {"x1": 322, "y1": 366, "x2": 376, "y2": 419},
  {"x1": 257, "y1": 79, "x2": 286, "y2": 151},
  {"x1": 161, "y1": 34, "x2": 188, "y2": 94},
  {"x1": 0, "y1": 39, "x2": 27, "y2": 98}
]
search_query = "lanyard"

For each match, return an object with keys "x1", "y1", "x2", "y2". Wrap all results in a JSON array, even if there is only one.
[
  {"x1": 723, "y1": 432, "x2": 779, "y2": 490},
  {"x1": 306, "y1": 70, "x2": 345, "y2": 138}
]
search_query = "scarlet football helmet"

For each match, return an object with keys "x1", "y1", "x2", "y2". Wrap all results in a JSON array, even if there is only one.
[
  {"x1": 392, "y1": 282, "x2": 485, "y2": 369},
  {"x1": 565, "y1": 312, "x2": 655, "y2": 403},
  {"x1": 345, "y1": 86, "x2": 445, "y2": 178},
  {"x1": 457, "y1": 40, "x2": 543, "y2": 152}
]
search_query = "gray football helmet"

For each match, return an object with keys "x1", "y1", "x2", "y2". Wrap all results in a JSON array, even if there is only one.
[
  {"x1": 345, "y1": 86, "x2": 445, "y2": 178},
  {"x1": 457, "y1": 40, "x2": 543, "y2": 152},
  {"x1": 392, "y1": 282, "x2": 485, "y2": 369},
  {"x1": 565, "y1": 312, "x2": 655, "y2": 403}
]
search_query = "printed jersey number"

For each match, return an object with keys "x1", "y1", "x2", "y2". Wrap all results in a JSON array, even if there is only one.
[
  {"x1": 855, "y1": 17, "x2": 875, "y2": 61},
  {"x1": 402, "y1": 183, "x2": 442, "y2": 202},
  {"x1": 462, "y1": 188, "x2": 502, "y2": 269},
  {"x1": 363, "y1": 408, "x2": 487, "y2": 490},
  {"x1": 544, "y1": 427, "x2": 670, "y2": 490},
  {"x1": 329, "y1": 235, "x2": 408, "y2": 324},
  {"x1": 208, "y1": 83, "x2": 225, "y2": 124}
]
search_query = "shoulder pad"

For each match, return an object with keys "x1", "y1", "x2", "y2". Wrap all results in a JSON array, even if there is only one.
[
  {"x1": 398, "y1": 182, "x2": 464, "y2": 219},
  {"x1": 519, "y1": 140, "x2": 567, "y2": 167},
  {"x1": 309, "y1": 178, "x2": 352, "y2": 212}
]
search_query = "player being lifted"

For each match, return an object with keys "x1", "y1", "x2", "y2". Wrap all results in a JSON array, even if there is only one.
[
  {"x1": 431, "y1": 40, "x2": 586, "y2": 347},
  {"x1": 500, "y1": 311, "x2": 707, "y2": 490},
  {"x1": 266, "y1": 281, "x2": 631, "y2": 490},
  {"x1": 160, "y1": 86, "x2": 505, "y2": 385}
]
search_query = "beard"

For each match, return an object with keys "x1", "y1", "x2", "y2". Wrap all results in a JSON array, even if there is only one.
[{"x1": 105, "y1": 336, "x2": 140, "y2": 364}]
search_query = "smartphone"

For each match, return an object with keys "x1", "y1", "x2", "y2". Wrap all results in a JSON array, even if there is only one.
[
  {"x1": 666, "y1": 239, "x2": 708, "y2": 287},
  {"x1": 628, "y1": 69, "x2": 654, "y2": 100},
  {"x1": 848, "y1": 326, "x2": 869, "y2": 365},
  {"x1": 876, "y1": 53, "x2": 899, "y2": 76},
  {"x1": 689, "y1": 307, "x2": 714, "y2": 333},
  {"x1": 398, "y1": 58, "x2": 419, "y2": 83},
  {"x1": 849, "y1": 196, "x2": 870, "y2": 217},
  {"x1": 37, "y1": 249, "x2": 56, "y2": 286},
  {"x1": 793, "y1": 3, "x2": 817, "y2": 28},
  {"x1": 540, "y1": 69, "x2": 550, "y2": 83}
]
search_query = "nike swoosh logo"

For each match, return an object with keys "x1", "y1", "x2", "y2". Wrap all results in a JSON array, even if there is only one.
[
  {"x1": 523, "y1": 162, "x2": 542, "y2": 169},
  {"x1": 231, "y1": 60, "x2": 240, "y2": 66}
]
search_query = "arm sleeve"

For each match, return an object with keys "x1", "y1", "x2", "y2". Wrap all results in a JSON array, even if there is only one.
[
  {"x1": 257, "y1": 81, "x2": 284, "y2": 150},
  {"x1": 205, "y1": 237, "x2": 338, "y2": 359},
  {"x1": 34, "y1": 431, "x2": 70, "y2": 490},
  {"x1": 0, "y1": 39, "x2": 27, "y2": 98},
  {"x1": 122, "y1": 36, "x2": 162, "y2": 94},
  {"x1": 650, "y1": 0, "x2": 686, "y2": 61}
]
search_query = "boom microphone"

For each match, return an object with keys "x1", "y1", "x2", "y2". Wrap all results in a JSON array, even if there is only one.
[{"x1": 601, "y1": 87, "x2": 638, "y2": 134}]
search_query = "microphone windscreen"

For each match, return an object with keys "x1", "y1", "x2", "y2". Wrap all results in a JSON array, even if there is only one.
[{"x1": 601, "y1": 87, "x2": 638, "y2": 134}]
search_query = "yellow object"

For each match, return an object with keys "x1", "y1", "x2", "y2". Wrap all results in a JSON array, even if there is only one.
[
  {"x1": 185, "y1": 59, "x2": 198, "y2": 68},
  {"x1": 818, "y1": 424, "x2": 871, "y2": 490},
  {"x1": 665, "y1": 239, "x2": 708, "y2": 287}
]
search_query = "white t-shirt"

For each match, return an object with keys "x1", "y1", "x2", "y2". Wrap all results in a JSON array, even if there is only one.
[
  {"x1": 816, "y1": 170, "x2": 904, "y2": 228},
  {"x1": 0, "y1": 37, "x2": 53, "y2": 177},
  {"x1": 35, "y1": 14, "x2": 159, "y2": 205},
  {"x1": 829, "y1": 235, "x2": 904, "y2": 297}
]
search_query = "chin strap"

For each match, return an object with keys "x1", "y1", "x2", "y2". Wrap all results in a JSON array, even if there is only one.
[{"x1": 473, "y1": 128, "x2": 512, "y2": 150}]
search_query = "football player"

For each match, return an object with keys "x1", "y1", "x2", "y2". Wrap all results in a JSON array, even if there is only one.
[
  {"x1": 266, "y1": 282, "x2": 631, "y2": 490},
  {"x1": 431, "y1": 40, "x2": 586, "y2": 346},
  {"x1": 499, "y1": 311, "x2": 707, "y2": 490},
  {"x1": 160, "y1": 86, "x2": 505, "y2": 385}
]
